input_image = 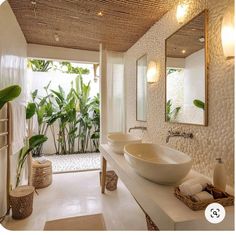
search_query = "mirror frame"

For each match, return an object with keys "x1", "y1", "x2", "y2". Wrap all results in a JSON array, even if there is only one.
[
  {"x1": 164, "y1": 10, "x2": 208, "y2": 126},
  {"x1": 136, "y1": 54, "x2": 147, "y2": 122}
]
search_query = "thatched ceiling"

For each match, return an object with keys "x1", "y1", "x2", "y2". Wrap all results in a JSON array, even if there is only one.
[
  {"x1": 8, "y1": 0, "x2": 178, "y2": 52},
  {"x1": 166, "y1": 11, "x2": 206, "y2": 58}
]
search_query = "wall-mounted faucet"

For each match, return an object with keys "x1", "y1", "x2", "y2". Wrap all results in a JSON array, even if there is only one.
[
  {"x1": 128, "y1": 126, "x2": 147, "y2": 133},
  {"x1": 166, "y1": 130, "x2": 193, "y2": 143}
]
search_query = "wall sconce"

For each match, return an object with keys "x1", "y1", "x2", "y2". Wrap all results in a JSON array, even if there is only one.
[
  {"x1": 221, "y1": 3, "x2": 234, "y2": 59},
  {"x1": 0, "y1": 0, "x2": 6, "y2": 6},
  {"x1": 147, "y1": 61, "x2": 159, "y2": 83},
  {"x1": 176, "y1": 2, "x2": 188, "y2": 24}
]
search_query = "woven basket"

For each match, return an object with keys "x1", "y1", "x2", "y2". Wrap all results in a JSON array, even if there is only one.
[
  {"x1": 9, "y1": 185, "x2": 35, "y2": 219},
  {"x1": 174, "y1": 184, "x2": 234, "y2": 211},
  {"x1": 145, "y1": 213, "x2": 159, "y2": 231},
  {"x1": 99, "y1": 170, "x2": 118, "y2": 191},
  {"x1": 32, "y1": 160, "x2": 52, "y2": 189}
]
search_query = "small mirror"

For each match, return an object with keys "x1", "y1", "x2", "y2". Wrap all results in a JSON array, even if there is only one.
[
  {"x1": 136, "y1": 54, "x2": 147, "y2": 121},
  {"x1": 165, "y1": 11, "x2": 207, "y2": 125}
]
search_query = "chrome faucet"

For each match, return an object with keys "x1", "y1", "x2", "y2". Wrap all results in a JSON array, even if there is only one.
[
  {"x1": 128, "y1": 126, "x2": 147, "y2": 133},
  {"x1": 166, "y1": 130, "x2": 193, "y2": 143}
]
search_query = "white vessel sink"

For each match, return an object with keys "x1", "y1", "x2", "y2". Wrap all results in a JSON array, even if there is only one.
[
  {"x1": 124, "y1": 143, "x2": 192, "y2": 185},
  {"x1": 107, "y1": 132, "x2": 142, "y2": 154}
]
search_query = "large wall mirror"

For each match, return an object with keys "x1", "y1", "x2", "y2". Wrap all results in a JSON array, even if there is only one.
[
  {"x1": 136, "y1": 54, "x2": 147, "y2": 121},
  {"x1": 165, "y1": 10, "x2": 208, "y2": 125}
]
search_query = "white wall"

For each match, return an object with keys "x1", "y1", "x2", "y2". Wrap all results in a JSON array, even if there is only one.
[
  {"x1": 0, "y1": 1, "x2": 27, "y2": 216},
  {"x1": 27, "y1": 44, "x2": 99, "y2": 64},
  {"x1": 183, "y1": 49, "x2": 205, "y2": 124}
]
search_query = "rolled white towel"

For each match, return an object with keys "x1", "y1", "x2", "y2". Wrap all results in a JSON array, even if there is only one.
[
  {"x1": 179, "y1": 183, "x2": 203, "y2": 196},
  {"x1": 180, "y1": 177, "x2": 211, "y2": 189},
  {"x1": 192, "y1": 191, "x2": 213, "y2": 201}
]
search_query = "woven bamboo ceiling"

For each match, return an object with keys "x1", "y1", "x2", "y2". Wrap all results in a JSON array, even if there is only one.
[
  {"x1": 166, "y1": 12, "x2": 205, "y2": 58},
  {"x1": 8, "y1": 0, "x2": 178, "y2": 52}
]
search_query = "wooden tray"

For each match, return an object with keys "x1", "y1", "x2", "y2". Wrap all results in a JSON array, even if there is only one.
[{"x1": 174, "y1": 184, "x2": 234, "y2": 211}]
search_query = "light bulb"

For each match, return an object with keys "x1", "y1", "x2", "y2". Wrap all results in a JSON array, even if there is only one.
[
  {"x1": 0, "y1": 0, "x2": 6, "y2": 6},
  {"x1": 147, "y1": 61, "x2": 158, "y2": 83},
  {"x1": 221, "y1": 3, "x2": 234, "y2": 59},
  {"x1": 176, "y1": 3, "x2": 188, "y2": 24}
]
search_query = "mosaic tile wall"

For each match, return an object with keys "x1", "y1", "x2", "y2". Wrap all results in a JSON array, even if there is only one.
[{"x1": 124, "y1": 0, "x2": 234, "y2": 186}]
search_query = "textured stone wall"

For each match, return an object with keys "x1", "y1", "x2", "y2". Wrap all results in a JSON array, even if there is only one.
[{"x1": 124, "y1": 0, "x2": 234, "y2": 186}]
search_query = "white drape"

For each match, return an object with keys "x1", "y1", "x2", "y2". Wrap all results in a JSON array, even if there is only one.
[{"x1": 107, "y1": 52, "x2": 125, "y2": 133}]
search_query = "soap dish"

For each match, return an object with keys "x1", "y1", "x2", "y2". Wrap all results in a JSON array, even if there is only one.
[{"x1": 174, "y1": 184, "x2": 234, "y2": 211}]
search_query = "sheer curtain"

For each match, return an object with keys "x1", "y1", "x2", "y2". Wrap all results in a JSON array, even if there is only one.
[{"x1": 106, "y1": 52, "x2": 125, "y2": 133}]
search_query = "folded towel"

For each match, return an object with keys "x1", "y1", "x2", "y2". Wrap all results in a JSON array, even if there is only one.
[
  {"x1": 192, "y1": 191, "x2": 213, "y2": 201},
  {"x1": 180, "y1": 176, "x2": 211, "y2": 188},
  {"x1": 179, "y1": 183, "x2": 203, "y2": 196},
  {"x1": 10, "y1": 102, "x2": 27, "y2": 154},
  {"x1": 179, "y1": 177, "x2": 211, "y2": 196}
]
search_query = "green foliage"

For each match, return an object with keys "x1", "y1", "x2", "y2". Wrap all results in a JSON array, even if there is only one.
[
  {"x1": 167, "y1": 68, "x2": 182, "y2": 75},
  {"x1": 27, "y1": 74, "x2": 100, "y2": 155},
  {"x1": 0, "y1": 85, "x2": 21, "y2": 110},
  {"x1": 28, "y1": 59, "x2": 53, "y2": 72},
  {"x1": 26, "y1": 103, "x2": 36, "y2": 119},
  {"x1": 193, "y1": 99, "x2": 205, "y2": 110},
  {"x1": 28, "y1": 59, "x2": 90, "y2": 75},
  {"x1": 166, "y1": 99, "x2": 181, "y2": 122},
  {"x1": 60, "y1": 62, "x2": 90, "y2": 75},
  {"x1": 16, "y1": 134, "x2": 48, "y2": 187},
  {"x1": 30, "y1": 82, "x2": 58, "y2": 156}
]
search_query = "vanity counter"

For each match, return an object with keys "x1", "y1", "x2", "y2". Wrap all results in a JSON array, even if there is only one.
[{"x1": 100, "y1": 144, "x2": 234, "y2": 230}]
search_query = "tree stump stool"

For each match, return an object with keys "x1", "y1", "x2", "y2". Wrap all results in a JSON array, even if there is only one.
[
  {"x1": 9, "y1": 185, "x2": 35, "y2": 219},
  {"x1": 99, "y1": 170, "x2": 118, "y2": 191},
  {"x1": 32, "y1": 160, "x2": 52, "y2": 189}
]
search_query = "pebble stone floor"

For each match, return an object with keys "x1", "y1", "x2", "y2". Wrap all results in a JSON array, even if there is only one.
[{"x1": 43, "y1": 153, "x2": 101, "y2": 173}]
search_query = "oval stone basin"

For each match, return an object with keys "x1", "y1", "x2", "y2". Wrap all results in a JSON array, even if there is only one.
[
  {"x1": 107, "y1": 132, "x2": 142, "y2": 154},
  {"x1": 124, "y1": 143, "x2": 192, "y2": 185}
]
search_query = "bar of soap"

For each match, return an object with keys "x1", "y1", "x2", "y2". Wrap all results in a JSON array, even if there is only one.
[{"x1": 192, "y1": 191, "x2": 213, "y2": 201}]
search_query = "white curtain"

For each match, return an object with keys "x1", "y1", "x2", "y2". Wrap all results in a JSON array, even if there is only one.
[{"x1": 107, "y1": 52, "x2": 125, "y2": 133}]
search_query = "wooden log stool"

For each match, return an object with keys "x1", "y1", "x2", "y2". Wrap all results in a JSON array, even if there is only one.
[
  {"x1": 32, "y1": 160, "x2": 52, "y2": 189},
  {"x1": 99, "y1": 170, "x2": 118, "y2": 191},
  {"x1": 9, "y1": 185, "x2": 35, "y2": 219}
]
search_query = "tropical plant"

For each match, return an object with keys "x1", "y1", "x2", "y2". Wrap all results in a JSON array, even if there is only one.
[
  {"x1": 193, "y1": 99, "x2": 205, "y2": 110},
  {"x1": 166, "y1": 99, "x2": 181, "y2": 121},
  {"x1": 16, "y1": 134, "x2": 48, "y2": 187},
  {"x1": 90, "y1": 94, "x2": 100, "y2": 152},
  {"x1": 30, "y1": 82, "x2": 58, "y2": 156},
  {"x1": 59, "y1": 61, "x2": 90, "y2": 75},
  {"x1": 26, "y1": 61, "x2": 100, "y2": 155},
  {"x1": 28, "y1": 59, "x2": 53, "y2": 72},
  {"x1": 0, "y1": 85, "x2": 21, "y2": 109}
]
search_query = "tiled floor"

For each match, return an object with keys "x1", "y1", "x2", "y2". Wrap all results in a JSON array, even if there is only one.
[
  {"x1": 3, "y1": 171, "x2": 147, "y2": 231},
  {"x1": 43, "y1": 153, "x2": 101, "y2": 173}
]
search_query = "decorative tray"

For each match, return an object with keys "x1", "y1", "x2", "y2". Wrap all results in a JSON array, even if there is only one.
[{"x1": 174, "y1": 184, "x2": 234, "y2": 211}]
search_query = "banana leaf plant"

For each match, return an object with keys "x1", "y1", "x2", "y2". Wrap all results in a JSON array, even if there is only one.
[
  {"x1": 193, "y1": 99, "x2": 205, "y2": 110},
  {"x1": 25, "y1": 64, "x2": 100, "y2": 155},
  {"x1": 16, "y1": 134, "x2": 48, "y2": 187},
  {"x1": 166, "y1": 99, "x2": 181, "y2": 122},
  {"x1": 28, "y1": 59, "x2": 53, "y2": 72},
  {"x1": 0, "y1": 85, "x2": 21, "y2": 110},
  {"x1": 30, "y1": 83, "x2": 58, "y2": 156}
]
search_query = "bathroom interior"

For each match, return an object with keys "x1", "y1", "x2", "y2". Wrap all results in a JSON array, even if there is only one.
[{"x1": 0, "y1": 0, "x2": 235, "y2": 232}]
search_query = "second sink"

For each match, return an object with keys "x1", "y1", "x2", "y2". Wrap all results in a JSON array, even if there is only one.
[{"x1": 107, "y1": 132, "x2": 142, "y2": 154}]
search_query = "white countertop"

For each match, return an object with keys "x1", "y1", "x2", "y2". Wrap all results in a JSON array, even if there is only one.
[{"x1": 100, "y1": 144, "x2": 234, "y2": 230}]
